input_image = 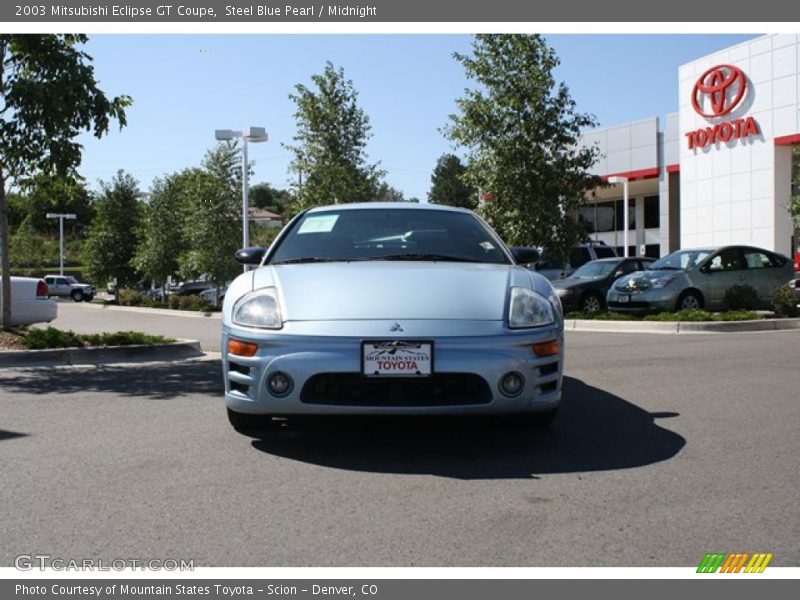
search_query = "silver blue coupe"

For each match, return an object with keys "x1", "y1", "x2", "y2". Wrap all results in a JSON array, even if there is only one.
[{"x1": 221, "y1": 203, "x2": 564, "y2": 436}]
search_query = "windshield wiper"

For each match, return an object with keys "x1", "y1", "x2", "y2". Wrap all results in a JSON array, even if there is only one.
[
  {"x1": 366, "y1": 253, "x2": 475, "y2": 263},
  {"x1": 272, "y1": 257, "x2": 343, "y2": 265}
]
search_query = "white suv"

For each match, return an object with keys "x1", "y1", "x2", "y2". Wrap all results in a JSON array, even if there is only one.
[{"x1": 43, "y1": 275, "x2": 95, "y2": 302}]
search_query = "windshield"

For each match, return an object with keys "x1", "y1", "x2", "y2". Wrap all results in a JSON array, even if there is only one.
[
  {"x1": 570, "y1": 260, "x2": 618, "y2": 279},
  {"x1": 269, "y1": 208, "x2": 512, "y2": 265},
  {"x1": 649, "y1": 250, "x2": 712, "y2": 271},
  {"x1": 66, "y1": 276, "x2": 78, "y2": 284}
]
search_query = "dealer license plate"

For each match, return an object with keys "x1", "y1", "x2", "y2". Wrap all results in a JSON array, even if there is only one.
[
  {"x1": 362, "y1": 341, "x2": 433, "y2": 377},
  {"x1": 617, "y1": 294, "x2": 630, "y2": 303}
]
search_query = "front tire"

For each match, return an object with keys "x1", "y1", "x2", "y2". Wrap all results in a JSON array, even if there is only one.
[
  {"x1": 581, "y1": 292, "x2": 604, "y2": 313},
  {"x1": 227, "y1": 408, "x2": 276, "y2": 438},
  {"x1": 676, "y1": 290, "x2": 703, "y2": 311},
  {"x1": 71, "y1": 290, "x2": 84, "y2": 302}
]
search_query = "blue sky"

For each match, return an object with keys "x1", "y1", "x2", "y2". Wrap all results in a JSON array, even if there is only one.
[{"x1": 77, "y1": 34, "x2": 756, "y2": 200}]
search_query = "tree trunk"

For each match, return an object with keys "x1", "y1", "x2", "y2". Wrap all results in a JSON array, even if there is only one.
[{"x1": 0, "y1": 174, "x2": 12, "y2": 330}]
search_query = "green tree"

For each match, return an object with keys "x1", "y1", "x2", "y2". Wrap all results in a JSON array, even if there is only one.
[
  {"x1": 21, "y1": 175, "x2": 94, "y2": 234},
  {"x1": 0, "y1": 34, "x2": 130, "y2": 328},
  {"x1": 428, "y1": 153, "x2": 477, "y2": 209},
  {"x1": 178, "y1": 145, "x2": 242, "y2": 305},
  {"x1": 374, "y1": 182, "x2": 405, "y2": 202},
  {"x1": 133, "y1": 172, "x2": 190, "y2": 296},
  {"x1": 84, "y1": 171, "x2": 142, "y2": 295},
  {"x1": 285, "y1": 62, "x2": 383, "y2": 212},
  {"x1": 250, "y1": 182, "x2": 292, "y2": 214},
  {"x1": 444, "y1": 34, "x2": 599, "y2": 259},
  {"x1": 9, "y1": 215, "x2": 48, "y2": 269}
]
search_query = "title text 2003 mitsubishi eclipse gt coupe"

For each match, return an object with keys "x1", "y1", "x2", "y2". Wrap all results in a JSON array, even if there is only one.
[{"x1": 221, "y1": 203, "x2": 564, "y2": 436}]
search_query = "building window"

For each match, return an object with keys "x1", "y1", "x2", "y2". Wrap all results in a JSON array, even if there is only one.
[
  {"x1": 579, "y1": 201, "x2": 616, "y2": 233},
  {"x1": 645, "y1": 244, "x2": 660, "y2": 258},
  {"x1": 644, "y1": 196, "x2": 660, "y2": 229},
  {"x1": 615, "y1": 198, "x2": 636, "y2": 231}
]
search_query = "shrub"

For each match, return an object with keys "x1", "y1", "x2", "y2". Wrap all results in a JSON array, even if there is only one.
[
  {"x1": 22, "y1": 327, "x2": 84, "y2": 349},
  {"x1": 82, "y1": 331, "x2": 171, "y2": 346},
  {"x1": 772, "y1": 284, "x2": 799, "y2": 318},
  {"x1": 643, "y1": 309, "x2": 760, "y2": 322},
  {"x1": 21, "y1": 327, "x2": 173, "y2": 349},
  {"x1": 118, "y1": 288, "x2": 145, "y2": 306},
  {"x1": 178, "y1": 295, "x2": 210, "y2": 311},
  {"x1": 723, "y1": 284, "x2": 759, "y2": 311},
  {"x1": 564, "y1": 310, "x2": 635, "y2": 321}
]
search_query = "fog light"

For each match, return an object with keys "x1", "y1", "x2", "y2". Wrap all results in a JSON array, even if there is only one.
[
  {"x1": 500, "y1": 372, "x2": 525, "y2": 397},
  {"x1": 267, "y1": 372, "x2": 293, "y2": 397}
]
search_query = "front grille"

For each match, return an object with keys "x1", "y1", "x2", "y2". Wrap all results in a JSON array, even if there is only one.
[
  {"x1": 300, "y1": 373, "x2": 492, "y2": 407},
  {"x1": 229, "y1": 381, "x2": 250, "y2": 394},
  {"x1": 608, "y1": 301, "x2": 651, "y2": 309},
  {"x1": 539, "y1": 362, "x2": 558, "y2": 377},
  {"x1": 228, "y1": 362, "x2": 250, "y2": 376},
  {"x1": 539, "y1": 381, "x2": 558, "y2": 394}
]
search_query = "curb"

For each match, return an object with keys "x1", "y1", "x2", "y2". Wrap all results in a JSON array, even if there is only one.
[
  {"x1": 78, "y1": 302, "x2": 221, "y2": 319},
  {"x1": 0, "y1": 340, "x2": 203, "y2": 368},
  {"x1": 566, "y1": 317, "x2": 800, "y2": 334}
]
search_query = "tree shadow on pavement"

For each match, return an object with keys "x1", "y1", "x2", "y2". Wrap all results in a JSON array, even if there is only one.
[
  {"x1": 0, "y1": 359, "x2": 223, "y2": 401},
  {"x1": 251, "y1": 377, "x2": 686, "y2": 479}
]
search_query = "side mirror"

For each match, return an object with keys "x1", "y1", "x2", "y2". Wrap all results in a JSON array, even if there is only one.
[
  {"x1": 234, "y1": 246, "x2": 267, "y2": 265},
  {"x1": 511, "y1": 247, "x2": 540, "y2": 265}
]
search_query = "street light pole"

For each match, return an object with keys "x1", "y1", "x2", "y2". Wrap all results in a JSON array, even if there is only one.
[
  {"x1": 46, "y1": 213, "x2": 77, "y2": 275},
  {"x1": 608, "y1": 176, "x2": 630, "y2": 257},
  {"x1": 214, "y1": 127, "x2": 267, "y2": 272}
]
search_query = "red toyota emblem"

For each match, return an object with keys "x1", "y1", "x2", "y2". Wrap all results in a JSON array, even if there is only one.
[{"x1": 692, "y1": 64, "x2": 747, "y2": 118}]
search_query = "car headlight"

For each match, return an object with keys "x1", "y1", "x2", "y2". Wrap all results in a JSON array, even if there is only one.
[
  {"x1": 508, "y1": 287, "x2": 555, "y2": 329},
  {"x1": 232, "y1": 287, "x2": 282, "y2": 329},
  {"x1": 555, "y1": 287, "x2": 573, "y2": 297},
  {"x1": 651, "y1": 277, "x2": 676, "y2": 290}
]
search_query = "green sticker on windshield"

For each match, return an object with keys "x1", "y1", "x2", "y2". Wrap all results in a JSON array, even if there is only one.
[{"x1": 297, "y1": 214, "x2": 339, "y2": 234}]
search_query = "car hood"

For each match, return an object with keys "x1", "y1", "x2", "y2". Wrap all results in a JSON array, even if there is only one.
[
  {"x1": 552, "y1": 276, "x2": 603, "y2": 289},
  {"x1": 247, "y1": 262, "x2": 531, "y2": 321},
  {"x1": 614, "y1": 270, "x2": 682, "y2": 291}
]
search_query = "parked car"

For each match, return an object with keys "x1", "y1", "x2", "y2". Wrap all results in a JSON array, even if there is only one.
[
  {"x1": 607, "y1": 245, "x2": 794, "y2": 314},
  {"x1": 531, "y1": 242, "x2": 618, "y2": 281},
  {"x1": 43, "y1": 275, "x2": 95, "y2": 302},
  {"x1": 0, "y1": 277, "x2": 57, "y2": 326},
  {"x1": 200, "y1": 285, "x2": 227, "y2": 306},
  {"x1": 553, "y1": 257, "x2": 656, "y2": 313},
  {"x1": 222, "y1": 202, "x2": 564, "y2": 437},
  {"x1": 789, "y1": 278, "x2": 800, "y2": 303},
  {"x1": 170, "y1": 279, "x2": 213, "y2": 297}
]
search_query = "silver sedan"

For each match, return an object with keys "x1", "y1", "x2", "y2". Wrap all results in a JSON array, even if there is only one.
[
  {"x1": 221, "y1": 203, "x2": 564, "y2": 436},
  {"x1": 607, "y1": 245, "x2": 794, "y2": 313}
]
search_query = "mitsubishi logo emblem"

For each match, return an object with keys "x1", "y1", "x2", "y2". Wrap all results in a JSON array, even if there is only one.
[{"x1": 390, "y1": 322, "x2": 404, "y2": 332}]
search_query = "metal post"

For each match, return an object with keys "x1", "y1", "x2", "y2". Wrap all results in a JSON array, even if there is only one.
[
  {"x1": 623, "y1": 181, "x2": 629, "y2": 257},
  {"x1": 242, "y1": 136, "x2": 249, "y2": 251},
  {"x1": 59, "y1": 216, "x2": 65, "y2": 276}
]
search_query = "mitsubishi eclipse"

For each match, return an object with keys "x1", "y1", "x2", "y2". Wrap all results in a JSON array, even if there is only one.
[{"x1": 220, "y1": 203, "x2": 564, "y2": 436}]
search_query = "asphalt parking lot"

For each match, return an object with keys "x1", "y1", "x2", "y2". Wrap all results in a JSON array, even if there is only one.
[{"x1": 2, "y1": 305, "x2": 799, "y2": 567}]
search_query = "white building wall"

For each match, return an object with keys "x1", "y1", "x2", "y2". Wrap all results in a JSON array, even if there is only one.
[{"x1": 679, "y1": 34, "x2": 798, "y2": 255}]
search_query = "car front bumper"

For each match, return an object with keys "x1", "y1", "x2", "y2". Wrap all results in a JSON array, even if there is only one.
[
  {"x1": 222, "y1": 320, "x2": 563, "y2": 416},
  {"x1": 606, "y1": 288, "x2": 677, "y2": 313}
]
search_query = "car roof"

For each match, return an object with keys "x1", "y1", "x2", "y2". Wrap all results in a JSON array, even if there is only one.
[{"x1": 306, "y1": 202, "x2": 474, "y2": 215}]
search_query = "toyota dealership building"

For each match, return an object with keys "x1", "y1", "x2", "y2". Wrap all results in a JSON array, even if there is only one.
[{"x1": 578, "y1": 33, "x2": 799, "y2": 259}]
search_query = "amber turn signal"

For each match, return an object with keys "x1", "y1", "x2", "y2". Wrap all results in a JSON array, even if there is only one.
[
  {"x1": 227, "y1": 339, "x2": 258, "y2": 357},
  {"x1": 533, "y1": 340, "x2": 559, "y2": 357}
]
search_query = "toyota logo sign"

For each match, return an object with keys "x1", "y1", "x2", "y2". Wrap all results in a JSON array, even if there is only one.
[{"x1": 691, "y1": 64, "x2": 747, "y2": 118}]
